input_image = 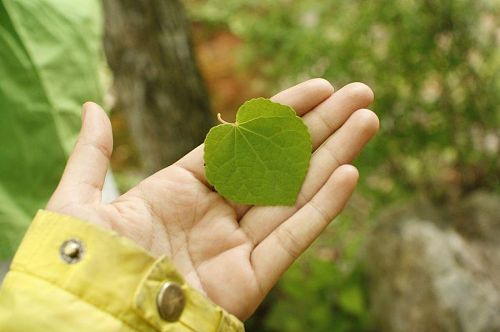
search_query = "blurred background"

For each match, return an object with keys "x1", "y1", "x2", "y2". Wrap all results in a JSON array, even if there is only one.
[{"x1": 1, "y1": 0, "x2": 499, "y2": 331}]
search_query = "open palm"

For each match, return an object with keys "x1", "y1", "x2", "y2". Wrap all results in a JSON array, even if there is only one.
[{"x1": 47, "y1": 79, "x2": 378, "y2": 320}]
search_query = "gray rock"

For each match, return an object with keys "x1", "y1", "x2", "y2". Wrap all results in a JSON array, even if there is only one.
[{"x1": 364, "y1": 193, "x2": 500, "y2": 332}]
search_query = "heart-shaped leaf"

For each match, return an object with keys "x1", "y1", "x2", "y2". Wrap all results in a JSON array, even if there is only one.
[{"x1": 204, "y1": 98, "x2": 312, "y2": 205}]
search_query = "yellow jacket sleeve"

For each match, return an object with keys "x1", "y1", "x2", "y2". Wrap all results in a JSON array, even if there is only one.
[{"x1": 0, "y1": 210, "x2": 244, "y2": 332}]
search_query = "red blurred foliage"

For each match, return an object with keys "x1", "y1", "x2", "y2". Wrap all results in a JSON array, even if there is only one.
[{"x1": 192, "y1": 23, "x2": 263, "y2": 122}]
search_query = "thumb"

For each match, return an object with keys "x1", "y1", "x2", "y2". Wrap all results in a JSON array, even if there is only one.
[{"x1": 49, "y1": 102, "x2": 113, "y2": 206}]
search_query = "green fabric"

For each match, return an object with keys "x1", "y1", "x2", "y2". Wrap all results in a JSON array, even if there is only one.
[{"x1": 0, "y1": 0, "x2": 103, "y2": 258}]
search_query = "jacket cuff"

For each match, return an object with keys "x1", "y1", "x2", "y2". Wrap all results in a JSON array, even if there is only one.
[{"x1": 10, "y1": 210, "x2": 244, "y2": 332}]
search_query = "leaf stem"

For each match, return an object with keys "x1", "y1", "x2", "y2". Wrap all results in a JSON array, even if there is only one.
[{"x1": 217, "y1": 113, "x2": 231, "y2": 125}]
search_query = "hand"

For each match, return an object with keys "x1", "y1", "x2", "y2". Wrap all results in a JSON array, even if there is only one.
[{"x1": 47, "y1": 79, "x2": 379, "y2": 320}]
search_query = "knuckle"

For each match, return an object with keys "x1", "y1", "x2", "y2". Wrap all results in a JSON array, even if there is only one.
[
  {"x1": 80, "y1": 140, "x2": 112, "y2": 159},
  {"x1": 276, "y1": 227, "x2": 302, "y2": 259},
  {"x1": 294, "y1": 191, "x2": 309, "y2": 209},
  {"x1": 309, "y1": 200, "x2": 332, "y2": 225}
]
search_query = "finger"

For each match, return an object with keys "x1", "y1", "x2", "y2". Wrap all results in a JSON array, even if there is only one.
[
  {"x1": 241, "y1": 108, "x2": 378, "y2": 244},
  {"x1": 48, "y1": 102, "x2": 113, "y2": 206},
  {"x1": 271, "y1": 78, "x2": 334, "y2": 116},
  {"x1": 252, "y1": 164, "x2": 359, "y2": 294},
  {"x1": 303, "y1": 82, "x2": 374, "y2": 148},
  {"x1": 174, "y1": 78, "x2": 334, "y2": 185}
]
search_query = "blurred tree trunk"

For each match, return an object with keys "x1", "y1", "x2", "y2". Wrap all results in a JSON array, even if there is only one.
[{"x1": 103, "y1": 0, "x2": 213, "y2": 173}]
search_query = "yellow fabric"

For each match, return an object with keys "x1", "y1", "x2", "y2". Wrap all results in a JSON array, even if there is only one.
[{"x1": 0, "y1": 210, "x2": 244, "y2": 331}]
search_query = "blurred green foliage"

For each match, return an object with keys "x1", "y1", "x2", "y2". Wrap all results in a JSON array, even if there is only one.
[
  {"x1": 242, "y1": 210, "x2": 372, "y2": 332},
  {"x1": 262, "y1": 215, "x2": 372, "y2": 332},
  {"x1": 189, "y1": 0, "x2": 499, "y2": 202},
  {"x1": 187, "y1": 0, "x2": 499, "y2": 330}
]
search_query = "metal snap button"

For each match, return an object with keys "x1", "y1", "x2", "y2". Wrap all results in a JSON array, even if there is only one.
[
  {"x1": 156, "y1": 282, "x2": 185, "y2": 322},
  {"x1": 60, "y1": 239, "x2": 84, "y2": 264}
]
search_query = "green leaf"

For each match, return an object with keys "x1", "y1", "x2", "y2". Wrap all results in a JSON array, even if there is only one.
[
  {"x1": 204, "y1": 98, "x2": 311, "y2": 205},
  {"x1": 0, "y1": 0, "x2": 103, "y2": 258}
]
